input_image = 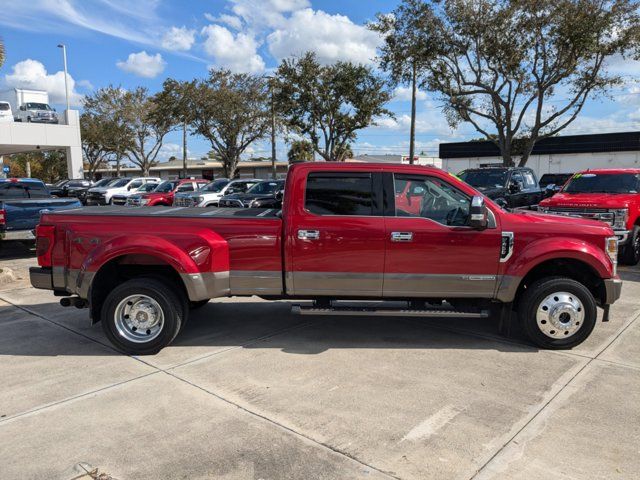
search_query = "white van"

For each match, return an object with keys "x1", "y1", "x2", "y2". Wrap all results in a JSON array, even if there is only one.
[{"x1": 0, "y1": 101, "x2": 13, "y2": 123}]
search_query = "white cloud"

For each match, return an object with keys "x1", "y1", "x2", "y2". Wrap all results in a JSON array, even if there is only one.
[
  {"x1": 3, "y1": 59, "x2": 84, "y2": 106},
  {"x1": 205, "y1": 13, "x2": 244, "y2": 30},
  {"x1": 393, "y1": 86, "x2": 428, "y2": 102},
  {"x1": 230, "y1": 0, "x2": 310, "y2": 30},
  {"x1": 267, "y1": 8, "x2": 381, "y2": 65},
  {"x1": 161, "y1": 26, "x2": 196, "y2": 51},
  {"x1": 201, "y1": 25, "x2": 265, "y2": 73},
  {"x1": 116, "y1": 51, "x2": 166, "y2": 78}
]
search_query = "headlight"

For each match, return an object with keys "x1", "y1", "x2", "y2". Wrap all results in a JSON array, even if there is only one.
[
  {"x1": 610, "y1": 208, "x2": 628, "y2": 230},
  {"x1": 140, "y1": 198, "x2": 149, "y2": 205},
  {"x1": 195, "y1": 196, "x2": 204, "y2": 204},
  {"x1": 605, "y1": 236, "x2": 618, "y2": 275}
]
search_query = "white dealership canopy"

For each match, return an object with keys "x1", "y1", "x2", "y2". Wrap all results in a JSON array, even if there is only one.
[{"x1": 0, "y1": 110, "x2": 83, "y2": 179}]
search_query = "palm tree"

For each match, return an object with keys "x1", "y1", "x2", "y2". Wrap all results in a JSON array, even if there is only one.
[{"x1": 0, "y1": 38, "x2": 5, "y2": 69}]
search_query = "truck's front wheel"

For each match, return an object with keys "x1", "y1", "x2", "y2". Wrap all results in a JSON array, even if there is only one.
[
  {"x1": 518, "y1": 277, "x2": 597, "y2": 350},
  {"x1": 101, "y1": 278, "x2": 184, "y2": 355},
  {"x1": 620, "y1": 226, "x2": 640, "y2": 266}
]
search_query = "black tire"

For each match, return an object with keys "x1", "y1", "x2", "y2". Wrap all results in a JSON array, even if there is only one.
[
  {"x1": 517, "y1": 276, "x2": 597, "y2": 350},
  {"x1": 101, "y1": 277, "x2": 186, "y2": 355},
  {"x1": 620, "y1": 226, "x2": 640, "y2": 266},
  {"x1": 190, "y1": 299, "x2": 210, "y2": 310}
]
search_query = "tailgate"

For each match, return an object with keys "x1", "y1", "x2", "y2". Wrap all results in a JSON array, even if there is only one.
[{"x1": 1, "y1": 198, "x2": 80, "y2": 231}]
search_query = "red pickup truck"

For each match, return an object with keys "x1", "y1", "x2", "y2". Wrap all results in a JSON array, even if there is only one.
[
  {"x1": 539, "y1": 169, "x2": 640, "y2": 265},
  {"x1": 30, "y1": 163, "x2": 621, "y2": 354}
]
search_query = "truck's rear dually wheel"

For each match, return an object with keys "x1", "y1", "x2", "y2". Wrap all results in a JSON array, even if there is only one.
[
  {"x1": 101, "y1": 278, "x2": 185, "y2": 355},
  {"x1": 518, "y1": 277, "x2": 597, "y2": 349}
]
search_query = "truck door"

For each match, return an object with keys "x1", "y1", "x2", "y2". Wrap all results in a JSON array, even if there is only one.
[
  {"x1": 286, "y1": 171, "x2": 386, "y2": 296},
  {"x1": 383, "y1": 172, "x2": 502, "y2": 299}
]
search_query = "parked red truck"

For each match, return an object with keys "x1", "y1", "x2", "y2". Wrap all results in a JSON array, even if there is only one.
[
  {"x1": 30, "y1": 163, "x2": 621, "y2": 354},
  {"x1": 539, "y1": 168, "x2": 640, "y2": 265}
]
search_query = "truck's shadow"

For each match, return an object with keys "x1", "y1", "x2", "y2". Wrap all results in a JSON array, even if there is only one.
[
  {"x1": 4, "y1": 267, "x2": 638, "y2": 357},
  {"x1": 0, "y1": 299, "x2": 533, "y2": 356}
]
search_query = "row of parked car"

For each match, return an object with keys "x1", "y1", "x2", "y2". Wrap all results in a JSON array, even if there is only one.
[{"x1": 48, "y1": 176, "x2": 286, "y2": 209}]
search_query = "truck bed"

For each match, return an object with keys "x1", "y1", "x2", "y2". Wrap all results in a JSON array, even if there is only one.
[{"x1": 48, "y1": 205, "x2": 282, "y2": 219}]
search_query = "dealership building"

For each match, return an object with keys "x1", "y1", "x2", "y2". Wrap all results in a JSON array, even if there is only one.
[
  {"x1": 90, "y1": 157, "x2": 289, "y2": 180},
  {"x1": 439, "y1": 131, "x2": 640, "y2": 176}
]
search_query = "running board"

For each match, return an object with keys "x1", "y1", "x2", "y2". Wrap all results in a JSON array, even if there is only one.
[{"x1": 291, "y1": 304, "x2": 490, "y2": 318}]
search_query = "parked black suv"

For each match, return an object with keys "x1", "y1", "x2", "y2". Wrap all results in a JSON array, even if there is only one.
[
  {"x1": 218, "y1": 180, "x2": 285, "y2": 208},
  {"x1": 458, "y1": 167, "x2": 543, "y2": 208}
]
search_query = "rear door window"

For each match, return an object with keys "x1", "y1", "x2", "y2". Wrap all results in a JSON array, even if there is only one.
[
  {"x1": 305, "y1": 173, "x2": 374, "y2": 216},
  {"x1": 0, "y1": 183, "x2": 28, "y2": 198}
]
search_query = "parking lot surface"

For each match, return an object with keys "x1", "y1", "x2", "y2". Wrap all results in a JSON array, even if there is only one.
[{"x1": 1, "y1": 241, "x2": 639, "y2": 479}]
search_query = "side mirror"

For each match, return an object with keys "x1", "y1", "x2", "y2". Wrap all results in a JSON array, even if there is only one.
[
  {"x1": 275, "y1": 189, "x2": 284, "y2": 201},
  {"x1": 544, "y1": 184, "x2": 556, "y2": 198},
  {"x1": 469, "y1": 195, "x2": 488, "y2": 230}
]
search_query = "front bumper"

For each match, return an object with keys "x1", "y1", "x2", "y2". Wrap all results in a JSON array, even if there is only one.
[
  {"x1": 604, "y1": 277, "x2": 623, "y2": 305},
  {"x1": 30, "y1": 118, "x2": 59, "y2": 124},
  {"x1": 86, "y1": 195, "x2": 108, "y2": 205},
  {"x1": 1, "y1": 229, "x2": 36, "y2": 241},
  {"x1": 30, "y1": 267, "x2": 53, "y2": 290}
]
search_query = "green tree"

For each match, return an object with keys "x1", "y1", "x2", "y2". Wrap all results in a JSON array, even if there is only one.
[
  {"x1": 80, "y1": 112, "x2": 124, "y2": 179},
  {"x1": 369, "y1": 0, "x2": 439, "y2": 165},
  {"x1": 402, "y1": 0, "x2": 640, "y2": 166},
  {"x1": 275, "y1": 52, "x2": 392, "y2": 162},
  {"x1": 7, "y1": 151, "x2": 67, "y2": 182},
  {"x1": 335, "y1": 143, "x2": 354, "y2": 161},
  {"x1": 83, "y1": 86, "x2": 172, "y2": 175},
  {"x1": 187, "y1": 69, "x2": 271, "y2": 178},
  {"x1": 287, "y1": 139, "x2": 314, "y2": 163},
  {"x1": 153, "y1": 79, "x2": 197, "y2": 177}
]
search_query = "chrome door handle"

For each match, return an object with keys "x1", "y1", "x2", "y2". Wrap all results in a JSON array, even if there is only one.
[
  {"x1": 298, "y1": 229, "x2": 320, "y2": 240},
  {"x1": 391, "y1": 231, "x2": 414, "y2": 242}
]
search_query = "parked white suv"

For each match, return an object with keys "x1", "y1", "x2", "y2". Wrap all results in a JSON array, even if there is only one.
[
  {"x1": 174, "y1": 178, "x2": 261, "y2": 207},
  {"x1": 86, "y1": 177, "x2": 161, "y2": 205},
  {"x1": 0, "y1": 102, "x2": 13, "y2": 123}
]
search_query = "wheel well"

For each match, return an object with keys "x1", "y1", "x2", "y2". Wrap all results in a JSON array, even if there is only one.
[
  {"x1": 90, "y1": 254, "x2": 188, "y2": 322},
  {"x1": 516, "y1": 258, "x2": 606, "y2": 306}
]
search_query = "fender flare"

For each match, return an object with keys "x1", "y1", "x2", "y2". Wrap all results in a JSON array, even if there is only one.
[{"x1": 496, "y1": 237, "x2": 612, "y2": 303}]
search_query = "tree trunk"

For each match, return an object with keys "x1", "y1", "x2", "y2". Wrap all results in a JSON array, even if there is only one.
[
  {"x1": 518, "y1": 142, "x2": 535, "y2": 167},
  {"x1": 409, "y1": 61, "x2": 417, "y2": 165}
]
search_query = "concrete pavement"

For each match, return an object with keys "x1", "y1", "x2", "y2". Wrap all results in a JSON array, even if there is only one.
[{"x1": 0, "y1": 245, "x2": 638, "y2": 479}]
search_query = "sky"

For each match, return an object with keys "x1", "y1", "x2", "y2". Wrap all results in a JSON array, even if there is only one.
[{"x1": 0, "y1": 0, "x2": 639, "y2": 163}]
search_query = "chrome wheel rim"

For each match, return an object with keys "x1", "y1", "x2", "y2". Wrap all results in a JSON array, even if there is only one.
[
  {"x1": 114, "y1": 294, "x2": 164, "y2": 343},
  {"x1": 536, "y1": 291, "x2": 584, "y2": 339}
]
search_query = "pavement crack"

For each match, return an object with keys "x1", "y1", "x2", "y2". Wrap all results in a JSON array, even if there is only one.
[
  {"x1": 469, "y1": 309, "x2": 640, "y2": 480},
  {"x1": 164, "y1": 369, "x2": 402, "y2": 480}
]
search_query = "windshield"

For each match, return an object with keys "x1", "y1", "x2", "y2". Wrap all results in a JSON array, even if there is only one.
[
  {"x1": 539, "y1": 174, "x2": 572, "y2": 188},
  {"x1": 52, "y1": 179, "x2": 68, "y2": 187},
  {"x1": 0, "y1": 103, "x2": 10, "y2": 111},
  {"x1": 139, "y1": 183, "x2": 158, "y2": 192},
  {"x1": 247, "y1": 181, "x2": 283, "y2": 195},
  {"x1": 93, "y1": 178, "x2": 113, "y2": 187},
  {"x1": 155, "y1": 181, "x2": 177, "y2": 193},
  {"x1": 201, "y1": 179, "x2": 229, "y2": 192},
  {"x1": 458, "y1": 170, "x2": 507, "y2": 188},
  {"x1": 562, "y1": 173, "x2": 640, "y2": 194},
  {"x1": 25, "y1": 103, "x2": 51, "y2": 110},
  {"x1": 109, "y1": 179, "x2": 130, "y2": 188}
]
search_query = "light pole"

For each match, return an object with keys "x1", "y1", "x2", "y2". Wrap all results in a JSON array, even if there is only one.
[
  {"x1": 265, "y1": 75, "x2": 277, "y2": 179},
  {"x1": 57, "y1": 44, "x2": 70, "y2": 120}
]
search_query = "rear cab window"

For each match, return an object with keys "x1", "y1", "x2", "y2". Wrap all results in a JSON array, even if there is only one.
[
  {"x1": 0, "y1": 181, "x2": 49, "y2": 198},
  {"x1": 305, "y1": 172, "x2": 376, "y2": 216}
]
